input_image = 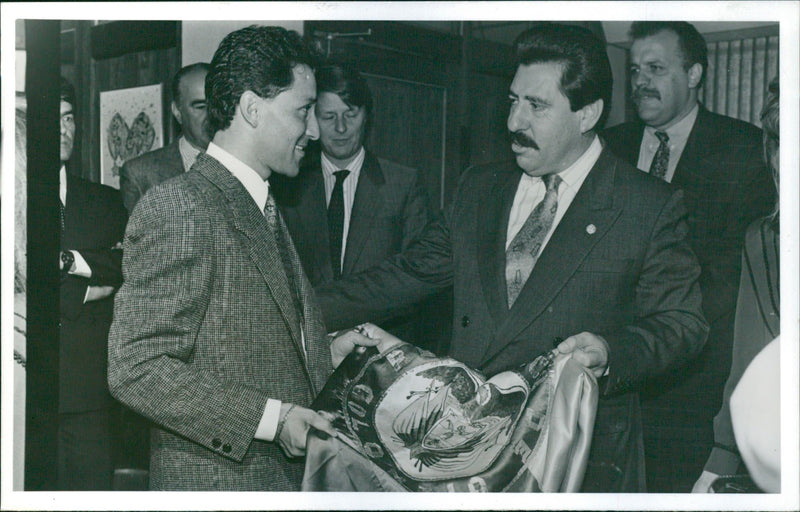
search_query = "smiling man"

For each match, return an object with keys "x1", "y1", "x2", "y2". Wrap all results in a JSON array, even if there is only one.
[
  {"x1": 108, "y1": 26, "x2": 376, "y2": 491},
  {"x1": 273, "y1": 63, "x2": 432, "y2": 345},
  {"x1": 317, "y1": 23, "x2": 708, "y2": 492},
  {"x1": 603, "y1": 21, "x2": 775, "y2": 493}
]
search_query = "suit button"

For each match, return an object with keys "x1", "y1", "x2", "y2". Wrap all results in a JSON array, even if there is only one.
[
  {"x1": 223, "y1": 444, "x2": 232, "y2": 453},
  {"x1": 547, "y1": 306, "x2": 554, "y2": 313},
  {"x1": 212, "y1": 438, "x2": 222, "y2": 449},
  {"x1": 461, "y1": 315, "x2": 470, "y2": 327}
]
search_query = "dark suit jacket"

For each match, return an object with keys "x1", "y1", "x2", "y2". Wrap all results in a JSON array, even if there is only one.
[
  {"x1": 108, "y1": 154, "x2": 333, "y2": 490},
  {"x1": 60, "y1": 173, "x2": 127, "y2": 414},
  {"x1": 317, "y1": 147, "x2": 709, "y2": 491},
  {"x1": 119, "y1": 141, "x2": 184, "y2": 215},
  {"x1": 273, "y1": 149, "x2": 432, "y2": 341},
  {"x1": 604, "y1": 106, "x2": 774, "y2": 414}
]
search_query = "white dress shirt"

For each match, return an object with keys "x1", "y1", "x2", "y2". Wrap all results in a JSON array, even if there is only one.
[
  {"x1": 321, "y1": 146, "x2": 366, "y2": 268},
  {"x1": 178, "y1": 135, "x2": 203, "y2": 172},
  {"x1": 206, "y1": 142, "x2": 301, "y2": 443},
  {"x1": 506, "y1": 135, "x2": 602, "y2": 257},
  {"x1": 636, "y1": 103, "x2": 699, "y2": 183}
]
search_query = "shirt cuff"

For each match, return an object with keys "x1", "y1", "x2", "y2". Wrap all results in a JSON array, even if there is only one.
[
  {"x1": 254, "y1": 398, "x2": 282, "y2": 442},
  {"x1": 69, "y1": 250, "x2": 92, "y2": 278}
]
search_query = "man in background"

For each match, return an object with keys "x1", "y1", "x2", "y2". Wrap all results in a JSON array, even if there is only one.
[
  {"x1": 108, "y1": 26, "x2": 374, "y2": 491},
  {"x1": 58, "y1": 77, "x2": 128, "y2": 490},
  {"x1": 273, "y1": 63, "x2": 433, "y2": 346},
  {"x1": 603, "y1": 21, "x2": 775, "y2": 492},
  {"x1": 119, "y1": 62, "x2": 211, "y2": 214},
  {"x1": 317, "y1": 24, "x2": 708, "y2": 492}
]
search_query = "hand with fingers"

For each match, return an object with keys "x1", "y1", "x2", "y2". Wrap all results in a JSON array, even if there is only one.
[
  {"x1": 329, "y1": 326, "x2": 382, "y2": 368},
  {"x1": 275, "y1": 403, "x2": 338, "y2": 458},
  {"x1": 555, "y1": 331, "x2": 609, "y2": 378}
]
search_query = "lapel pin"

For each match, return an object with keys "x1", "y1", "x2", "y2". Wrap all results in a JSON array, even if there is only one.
[{"x1": 586, "y1": 224, "x2": 596, "y2": 235}]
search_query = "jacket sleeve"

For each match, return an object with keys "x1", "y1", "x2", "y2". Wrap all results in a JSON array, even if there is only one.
[
  {"x1": 601, "y1": 189, "x2": 709, "y2": 396},
  {"x1": 107, "y1": 187, "x2": 269, "y2": 462}
]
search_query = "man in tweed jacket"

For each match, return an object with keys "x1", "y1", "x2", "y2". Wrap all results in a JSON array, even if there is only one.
[{"x1": 108, "y1": 26, "x2": 374, "y2": 491}]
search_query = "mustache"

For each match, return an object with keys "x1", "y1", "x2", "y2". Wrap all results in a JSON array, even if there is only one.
[
  {"x1": 510, "y1": 131, "x2": 539, "y2": 150},
  {"x1": 633, "y1": 87, "x2": 661, "y2": 102}
]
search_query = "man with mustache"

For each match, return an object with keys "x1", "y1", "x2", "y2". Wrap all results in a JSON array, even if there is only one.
[
  {"x1": 56, "y1": 77, "x2": 128, "y2": 489},
  {"x1": 119, "y1": 63, "x2": 212, "y2": 215},
  {"x1": 272, "y1": 63, "x2": 433, "y2": 347},
  {"x1": 317, "y1": 23, "x2": 708, "y2": 492},
  {"x1": 603, "y1": 21, "x2": 774, "y2": 492},
  {"x1": 108, "y1": 26, "x2": 376, "y2": 490}
]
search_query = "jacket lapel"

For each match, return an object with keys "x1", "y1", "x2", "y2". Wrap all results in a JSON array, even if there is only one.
[
  {"x1": 485, "y1": 149, "x2": 624, "y2": 361},
  {"x1": 343, "y1": 152, "x2": 384, "y2": 275},
  {"x1": 477, "y1": 164, "x2": 521, "y2": 327},
  {"x1": 672, "y1": 106, "x2": 714, "y2": 189},
  {"x1": 297, "y1": 165, "x2": 335, "y2": 283},
  {"x1": 196, "y1": 155, "x2": 305, "y2": 360}
]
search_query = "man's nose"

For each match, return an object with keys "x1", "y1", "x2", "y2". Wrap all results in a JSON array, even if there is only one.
[
  {"x1": 334, "y1": 116, "x2": 347, "y2": 134},
  {"x1": 633, "y1": 68, "x2": 650, "y2": 88},
  {"x1": 306, "y1": 113, "x2": 319, "y2": 141},
  {"x1": 507, "y1": 103, "x2": 523, "y2": 132}
]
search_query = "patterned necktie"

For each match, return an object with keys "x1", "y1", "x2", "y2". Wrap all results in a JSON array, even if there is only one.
[
  {"x1": 505, "y1": 173, "x2": 562, "y2": 308},
  {"x1": 327, "y1": 170, "x2": 350, "y2": 279},
  {"x1": 59, "y1": 200, "x2": 66, "y2": 242},
  {"x1": 265, "y1": 191, "x2": 303, "y2": 320},
  {"x1": 649, "y1": 130, "x2": 670, "y2": 181}
]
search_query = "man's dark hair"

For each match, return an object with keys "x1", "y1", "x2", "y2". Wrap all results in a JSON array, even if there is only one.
[
  {"x1": 629, "y1": 21, "x2": 708, "y2": 87},
  {"x1": 206, "y1": 25, "x2": 319, "y2": 134},
  {"x1": 60, "y1": 76, "x2": 76, "y2": 107},
  {"x1": 513, "y1": 23, "x2": 613, "y2": 129},
  {"x1": 171, "y1": 62, "x2": 210, "y2": 103},
  {"x1": 316, "y1": 62, "x2": 373, "y2": 131}
]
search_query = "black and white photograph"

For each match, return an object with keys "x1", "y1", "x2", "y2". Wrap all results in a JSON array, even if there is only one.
[{"x1": 1, "y1": 2, "x2": 797, "y2": 510}]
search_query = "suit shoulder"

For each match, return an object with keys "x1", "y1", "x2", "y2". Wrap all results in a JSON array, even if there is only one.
[
  {"x1": 604, "y1": 121, "x2": 642, "y2": 138},
  {"x1": 123, "y1": 143, "x2": 179, "y2": 171},
  {"x1": 702, "y1": 110, "x2": 762, "y2": 140},
  {"x1": 375, "y1": 156, "x2": 419, "y2": 177},
  {"x1": 130, "y1": 171, "x2": 208, "y2": 224},
  {"x1": 607, "y1": 151, "x2": 676, "y2": 201}
]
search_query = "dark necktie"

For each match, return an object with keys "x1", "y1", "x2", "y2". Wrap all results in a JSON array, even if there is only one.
[
  {"x1": 327, "y1": 170, "x2": 350, "y2": 279},
  {"x1": 505, "y1": 173, "x2": 562, "y2": 308},
  {"x1": 649, "y1": 130, "x2": 670, "y2": 181}
]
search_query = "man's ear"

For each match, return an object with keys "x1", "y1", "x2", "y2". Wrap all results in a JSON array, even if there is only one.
[
  {"x1": 579, "y1": 98, "x2": 603, "y2": 133},
  {"x1": 170, "y1": 101, "x2": 182, "y2": 125},
  {"x1": 687, "y1": 63, "x2": 703, "y2": 89},
  {"x1": 239, "y1": 90, "x2": 261, "y2": 128}
]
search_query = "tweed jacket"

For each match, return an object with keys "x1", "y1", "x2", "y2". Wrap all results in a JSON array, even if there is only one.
[
  {"x1": 317, "y1": 146, "x2": 709, "y2": 491},
  {"x1": 119, "y1": 141, "x2": 184, "y2": 215},
  {"x1": 60, "y1": 172, "x2": 127, "y2": 414},
  {"x1": 108, "y1": 153, "x2": 333, "y2": 491},
  {"x1": 273, "y1": 148, "x2": 432, "y2": 341},
  {"x1": 604, "y1": 107, "x2": 774, "y2": 413}
]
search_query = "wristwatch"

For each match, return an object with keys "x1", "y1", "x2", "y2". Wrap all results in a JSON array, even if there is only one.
[{"x1": 60, "y1": 250, "x2": 75, "y2": 274}]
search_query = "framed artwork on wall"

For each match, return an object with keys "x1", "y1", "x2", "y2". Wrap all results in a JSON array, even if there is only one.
[{"x1": 99, "y1": 83, "x2": 163, "y2": 189}]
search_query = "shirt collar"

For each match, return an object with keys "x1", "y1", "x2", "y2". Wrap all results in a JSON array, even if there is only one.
[
  {"x1": 645, "y1": 103, "x2": 699, "y2": 142},
  {"x1": 206, "y1": 142, "x2": 269, "y2": 211},
  {"x1": 520, "y1": 134, "x2": 602, "y2": 190},
  {"x1": 178, "y1": 136, "x2": 203, "y2": 170},
  {"x1": 321, "y1": 146, "x2": 366, "y2": 179},
  {"x1": 60, "y1": 165, "x2": 67, "y2": 205}
]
